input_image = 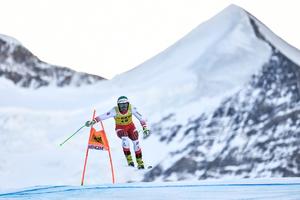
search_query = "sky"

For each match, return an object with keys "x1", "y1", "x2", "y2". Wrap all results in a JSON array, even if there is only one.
[{"x1": 0, "y1": 0, "x2": 299, "y2": 79}]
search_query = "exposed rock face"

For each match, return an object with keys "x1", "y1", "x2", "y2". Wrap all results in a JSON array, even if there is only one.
[{"x1": 0, "y1": 35, "x2": 105, "y2": 88}]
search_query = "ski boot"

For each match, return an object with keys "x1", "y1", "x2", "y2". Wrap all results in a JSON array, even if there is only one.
[
  {"x1": 126, "y1": 154, "x2": 135, "y2": 167},
  {"x1": 136, "y1": 158, "x2": 145, "y2": 169}
]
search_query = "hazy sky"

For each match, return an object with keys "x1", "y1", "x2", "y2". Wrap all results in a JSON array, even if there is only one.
[{"x1": 0, "y1": 0, "x2": 299, "y2": 79}]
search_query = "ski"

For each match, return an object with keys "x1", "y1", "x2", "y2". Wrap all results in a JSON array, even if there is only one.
[
  {"x1": 126, "y1": 165, "x2": 153, "y2": 170},
  {"x1": 137, "y1": 165, "x2": 153, "y2": 170}
]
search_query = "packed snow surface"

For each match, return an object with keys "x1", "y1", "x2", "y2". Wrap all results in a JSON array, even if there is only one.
[{"x1": 0, "y1": 178, "x2": 299, "y2": 200}]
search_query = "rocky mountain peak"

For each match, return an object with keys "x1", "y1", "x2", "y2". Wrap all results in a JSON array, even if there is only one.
[{"x1": 0, "y1": 34, "x2": 105, "y2": 89}]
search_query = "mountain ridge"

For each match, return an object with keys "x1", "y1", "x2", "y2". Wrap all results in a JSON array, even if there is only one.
[{"x1": 0, "y1": 34, "x2": 105, "y2": 89}]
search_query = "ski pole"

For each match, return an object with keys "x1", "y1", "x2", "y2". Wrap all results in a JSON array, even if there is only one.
[{"x1": 60, "y1": 124, "x2": 86, "y2": 146}]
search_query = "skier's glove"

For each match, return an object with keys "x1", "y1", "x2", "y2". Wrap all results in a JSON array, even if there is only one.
[
  {"x1": 85, "y1": 119, "x2": 97, "y2": 127},
  {"x1": 143, "y1": 127, "x2": 151, "y2": 139}
]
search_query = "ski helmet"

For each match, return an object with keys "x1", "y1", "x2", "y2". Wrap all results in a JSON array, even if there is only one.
[
  {"x1": 117, "y1": 96, "x2": 129, "y2": 104},
  {"x1": 117, "y1": 96, "x2": 129, "y2": 112}
]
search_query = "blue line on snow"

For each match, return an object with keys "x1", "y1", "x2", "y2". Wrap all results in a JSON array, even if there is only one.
[{"x1": 1, "y1": 182, "x2": 300, "y2": 197}]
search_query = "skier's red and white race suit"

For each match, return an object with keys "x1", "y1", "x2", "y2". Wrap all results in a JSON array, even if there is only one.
[{"x1": 94, "y1": 104, "x2": 147, "y2": 158}]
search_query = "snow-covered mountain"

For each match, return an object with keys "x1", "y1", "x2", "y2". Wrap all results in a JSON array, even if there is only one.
[
  {"x1": 0, "y1": 34, "x2": 105, "y2": 88},
  {"x1": 145, "y1": 50, "x2": 300, "y2": 181},
  {"x1": 0, "y1": 4, "x2": 300, "y2": 189},
  {"x1": 142, "y1": 7, "x2": 300, "y2": 181}
]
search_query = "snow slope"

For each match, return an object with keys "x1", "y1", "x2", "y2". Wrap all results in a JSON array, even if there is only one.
[
  {"x1": 0, "y1": 178, "x2": 300, "y2": 200},
  {"x1": 1, "y1": 4, "x2": 300, "y2": 190}
]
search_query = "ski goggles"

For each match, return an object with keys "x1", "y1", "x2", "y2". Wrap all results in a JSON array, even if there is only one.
[{"x1": 118, "y1": 102, "x2": 129, "y2": 111}]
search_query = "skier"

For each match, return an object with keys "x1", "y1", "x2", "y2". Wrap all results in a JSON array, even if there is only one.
[{"x1": 85, "y1": 96, "x2": 151, "y2": 169}]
